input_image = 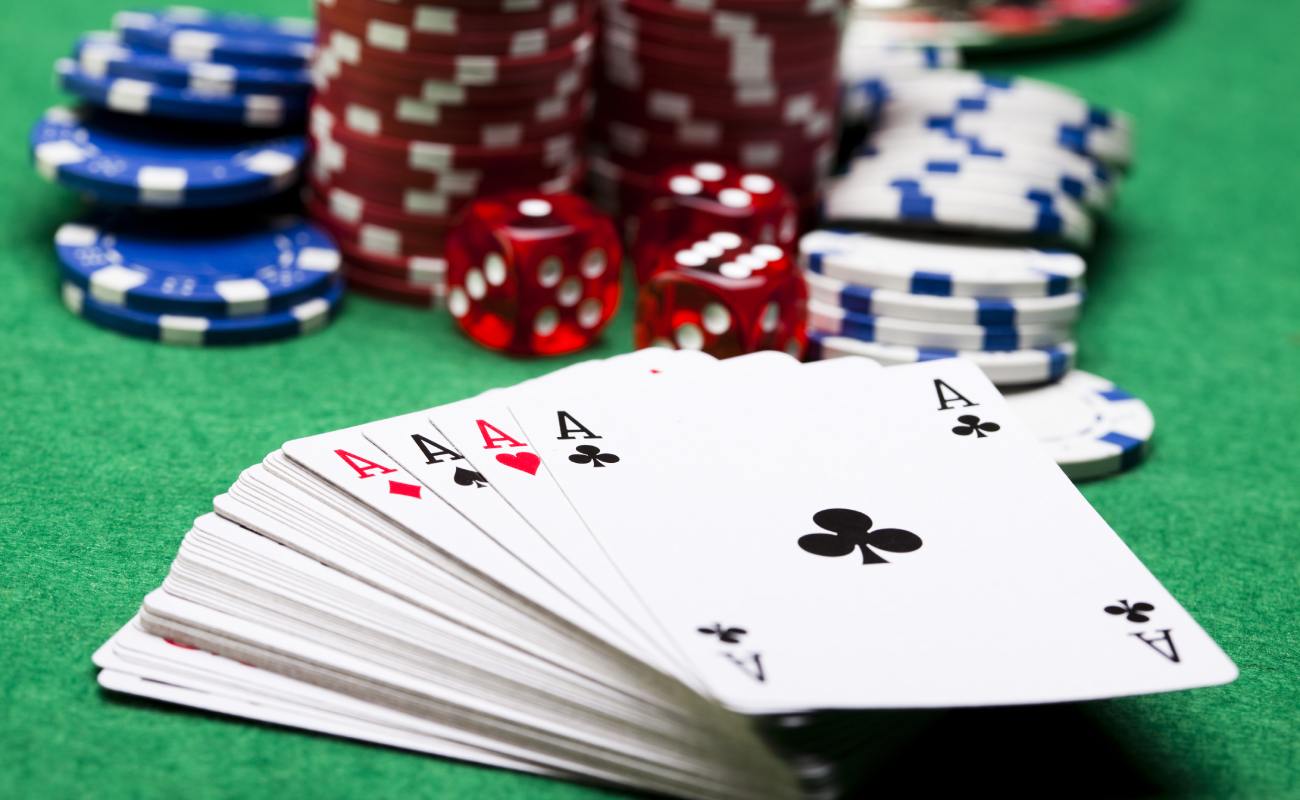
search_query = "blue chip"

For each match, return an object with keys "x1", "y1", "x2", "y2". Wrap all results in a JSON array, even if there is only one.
[
  {"x1": 807, "y1": 299, "x2": 1071, "y2": 352},
  {"x1": 114, "y1": 8, "x2": 314, "y2": 69},
  {"x1": 62, "y1": 278, "x2": 343, "y2": 346},
  {"x1": 804, "y1": 331, "x2": 1077, "y2": 388},
  {"x1": 75, "y1": 32, "x2": 310, "y2": 98},
  {"x1": 55, "y1": 214, "x2": 341, "y2": 318},
  {"x1": 114, "y1": 8, "x2": 315, "y2": 42},
  {"x1": 56, "y1": 59, "x2": 306, "y2": 128},
  {"x1": 31, "y1": 106, "x2": 306, "y2": 208}
]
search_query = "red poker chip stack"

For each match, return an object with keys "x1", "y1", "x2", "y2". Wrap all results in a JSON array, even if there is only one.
[
  {"x1": 592, "y1": 0, "x2": 844, "y2": 223},
  {"x1": 309, "y1": 0, "x2": 597, "y2": 305}
]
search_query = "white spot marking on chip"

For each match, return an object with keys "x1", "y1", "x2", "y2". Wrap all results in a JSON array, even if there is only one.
[
  {"x1": 740, "y1": 173, "x2": 775, "y2": 194},
  {"x1": 760, "y1": 302, "x2": 780, "y2": 332},
  {"x1": 752, "y1": 243, "x2": 785, "y2": 262}
]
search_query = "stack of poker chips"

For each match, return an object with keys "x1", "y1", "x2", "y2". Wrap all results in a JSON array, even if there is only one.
[
  {"x1": 29, "y1": 7, "x2": 344, "y2": 346},
  {"x1": 803, "y1": 68, "x2": 1152, "y2": 480},
  {"x1": 590, "y1": 0, "x2": 844, "y2": 225},
  {"x1": 308, "y1": 0, "x2": 596, "y2": 306}
]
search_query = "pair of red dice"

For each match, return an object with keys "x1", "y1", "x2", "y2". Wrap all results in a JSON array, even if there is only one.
[{"x1": 444, "y1": 162, "x2": 806, "y2": 357}]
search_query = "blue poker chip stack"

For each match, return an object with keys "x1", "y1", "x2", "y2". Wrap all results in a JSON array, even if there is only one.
[
  {"x1": 806, "y1": 53, "x2": 1153, "y2": 478},
  {"x1": 809, "y1": 56, "x2": 1138, "y2": 384},
  {"x1": 30, "y1": 7, "x2": 344, "y2": 346}
]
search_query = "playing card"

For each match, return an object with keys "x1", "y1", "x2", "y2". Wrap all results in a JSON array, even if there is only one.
[{"x1": 507, "y1": 357, "x2": 1238, "y2": 713}]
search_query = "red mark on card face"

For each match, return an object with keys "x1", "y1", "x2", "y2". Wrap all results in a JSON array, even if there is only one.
[
  {"x1": 477, "y1": 419, "x2": 526, "y2": 450},
  {"x1": 388, "y1": 480, "x2": 422, "y2": 498},
  {"x1": 496, "y1": 452, "x2": 540, "y2": 475}
]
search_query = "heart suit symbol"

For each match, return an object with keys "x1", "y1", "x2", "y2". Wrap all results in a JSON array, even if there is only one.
[{"x1": 495, "y1": 451, "x2": 540, "y2": 475}]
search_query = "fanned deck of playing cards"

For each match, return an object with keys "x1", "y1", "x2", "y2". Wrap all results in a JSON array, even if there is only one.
[{"x1": 94, "y1": 349, "x2": 1237, "y2": 799}]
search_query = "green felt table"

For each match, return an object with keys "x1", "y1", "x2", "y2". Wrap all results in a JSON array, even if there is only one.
[{"x1": 2, "y1": 1, "x2": 1297, "y2": 797}]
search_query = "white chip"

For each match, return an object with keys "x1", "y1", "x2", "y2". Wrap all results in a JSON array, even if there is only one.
[{"x1": 1002, "y1": 370, "x2": 1154, "y2": 481}]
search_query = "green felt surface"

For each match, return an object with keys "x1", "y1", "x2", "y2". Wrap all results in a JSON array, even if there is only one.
[{"x1": 2, "y1": 1, "x2": 1298, "y2": 798}]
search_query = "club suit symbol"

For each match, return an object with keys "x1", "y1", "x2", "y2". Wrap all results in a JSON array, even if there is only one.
[
  {"x1": 798, "y1": 508, "x2": 922, "y2": 565},
  {"x1": 1105, "y1": 600, "x2": 1155, "y2": 623},
  {"x1": 951, "y1": 415, "x2": 1001, "y2": 438},
  {"x1": 568, "y1": 444, "x2": 620, "y2": 467}
]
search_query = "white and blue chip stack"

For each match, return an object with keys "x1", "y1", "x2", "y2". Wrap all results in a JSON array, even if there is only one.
[
  {"x1": 828, "y1": 70, "x2": 1132, "y2": 250},
  {"x1": 809, "y1": 64, "x2": 1152, "y2": 480},
  {"x1": 29, "y1": 6, "x2": 344, "y2": 346}
]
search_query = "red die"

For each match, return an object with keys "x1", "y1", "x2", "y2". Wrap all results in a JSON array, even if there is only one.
[
  {"x1": 446, "y1": 192, "x2": 622, "y2": 356},
  {"x1": 634, "y1": 231, "x2": 807, "y2": 358},
  {"x1": 631, "y1": 162, "x2": 800, "y2": 283}
]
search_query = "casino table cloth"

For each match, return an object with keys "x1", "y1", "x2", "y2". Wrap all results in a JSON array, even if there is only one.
[{"x1": 1, "y1": 0, "x2": 1297, "y2": 797}]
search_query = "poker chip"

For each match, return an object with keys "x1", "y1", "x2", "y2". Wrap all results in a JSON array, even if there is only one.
[
  {"x1": 61, "y1": 278, "x2": 342, "y2": 346},
  {"x1": 54, "y1": 215, "x2": 340, "y2": 318},
  {"x1": 307, "y1": 0, "x2": 597, "y2": 304},
  {"x1": 805, "y1": 332, "x2": 1077, "y2": 387},
  {"x1": 808, "y1": 299, "x2": 1072, "y2": 352},
  {"x1": 841, "y1": 145, "x2": 1114, "y2": 213},
  {"x1": 341, "y1": 264, "x2": 442, "y2": 307},
  {"x1": 874, "y1": 71, "x2": 1134, "y2": 137},
  {"x1": 847, "y1": 0, "x2": 1181, "y2": 54},
  {"x1": 822, "y1": 177, "x2": 1094, "y2": 249},
  {"x1": 594, "y1": 0, "x2": 842, "y2": 210},
  {"x1": 75, "y1": 31, "x2": 311, "y2": 98},
  {"x1": 57, "y1": 59, "x2": 306, "y2": 127},
  {"x1": 800, "y1": 231, "x2": 1086, "y2": 298},
  {"x1": 804, "y1": 272, "x2": 1082, "y2": 326},
  {"x1": 1002, "y1": 369, "x2": 1155, "y2": 481},
  {"x1": 114, "y1": 8, "x2": 314, "y2": 69},
  {"x1": 112, "y1": 7, "x2": 315, "y2": 42},
  {"x1": 31, "y1": 106, "x2": 305, "y2": 208},
  {"x1": 874, "y1": 110, "x2": 1132, "y2": 171}
]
